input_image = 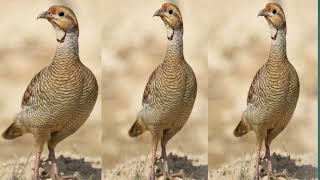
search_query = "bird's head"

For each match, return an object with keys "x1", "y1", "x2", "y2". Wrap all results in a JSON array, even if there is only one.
[
  {"x1": 258, "y1": 3, "x2": 286, "y2": 40},
  {"x1": 153, "y1": 3, "x2": 183, "y2": 40},
  {"x1": 37, "y1": 5, "x2": 79, "y2": 42}
]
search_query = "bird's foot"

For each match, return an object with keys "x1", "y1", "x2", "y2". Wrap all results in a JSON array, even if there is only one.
[
  {"x1": 32, "y1": 175, "x2": 40, "y2": 180},
  {"x1": 269, "y1": 170, "x2": 288, "y2": 180},
  {"x1": 50, "y1": 168, "x2": 80, "y2": 180},
  {"x1": 57, "y1": 176, "x2": 80, "y2": 180},
  {"x1": 156, "y1": 169, "x2": 185, "y2": 180},
  {"x1": 51, "y1": 174, "x2": 79, "y2": 180},
  {"x1": 52, "y1": 174, "x2": 62, "y2": 180},
  {"x1": 254, "y1": 175, "x2": 261, "y2": 180},
  {"x1": 259, "y1": 170, "x2": 288, "y2": 180},
  {"x1": 39, "y1": 167, "x2": 79, "y2": 180},
  {"x1": 164, "y1": 173, "x2": 185, "y2": 180},
  {"x1": 148, "y1": 175, "x2": 156, "y2": 180}
]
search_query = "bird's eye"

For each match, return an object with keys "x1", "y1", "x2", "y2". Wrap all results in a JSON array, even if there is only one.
[
  {"x1": 272, "y1": 9, "x2": 277, "y2": 14},
  {"x1": 59, "y1": 12, "x2": 64, "y2": 17},
  {"x1": 169, "y1": 9, "x2": 173, "y2": 15}
]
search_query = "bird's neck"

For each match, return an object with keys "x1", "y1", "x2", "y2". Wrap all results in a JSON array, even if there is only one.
[
  {"x1": 164, "y1": 28, "x2": 184, "y2": 64},
  {"x1": 267, "y1": 29, "x2": 288, "y2": 65},
  {"x1": 52, "y1": 32, "x2": 80, "y2": 65}
]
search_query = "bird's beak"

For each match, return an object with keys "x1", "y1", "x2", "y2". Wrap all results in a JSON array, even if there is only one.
[
  {"x1": 37, "y1": 11, "x2": 50, "y2": 20},
  {"x1": 153, "y1": 8, "x2": 163, "y2": 17},
  {"x1": 257, "y1": 8, "x2": 268, "y2": 17}
]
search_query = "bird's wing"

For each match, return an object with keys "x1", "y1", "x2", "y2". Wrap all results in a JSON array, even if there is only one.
[
  {"x1": 247, "y1": 66, "x2": 264, "y2": 105},
  {"x1": 142, "y1": 66, "x2": 161, "y2": 105},
  {"x1": 21, "y1": 68, "x2": 47, "y2": 108}
]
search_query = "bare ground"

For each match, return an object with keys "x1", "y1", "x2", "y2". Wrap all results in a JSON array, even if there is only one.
[
  {"x1": 104, "y1": 152, "x2": 208, "y2": 180},
  {"x1": 0, "y1": 153, "x2": 101, "y2": 180},
  {"x1": 209, "y1": 151, "x2": 318, "y2": 180}
]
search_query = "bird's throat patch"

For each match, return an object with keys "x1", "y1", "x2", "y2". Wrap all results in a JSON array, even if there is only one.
[
  {"x1": 268, "y1": 20, "x2": 278, "y2": 40},
  {"x1": 165, "y1": 24, "x2": 174, "y2": 40},
  {"x1": 54, "y1": 25, "x2": 66, "y2": 42},
  {"x1": 270, "y1": 27, "x2": 278, "y2": 40}
]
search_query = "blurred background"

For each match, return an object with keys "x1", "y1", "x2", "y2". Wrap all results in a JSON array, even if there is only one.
[
  {"x1": 101, "y1": 0, "x2": 210, "y2": 170},
  {"x1": 208, "y1": 0, "x2": 318, "y2": 169},
  {"x1": 0, "y1": 0, "x2": 102, "y2": 162}
]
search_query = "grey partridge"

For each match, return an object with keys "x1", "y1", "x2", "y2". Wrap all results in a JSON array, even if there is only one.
[
  {"x1": 2, "y1": 5, "x2": 98, "y2": 180},
  {"x1": 233, "y1": 3, "x2": 300, "y2": 180},
  {"x1": 128, "y1": 3, "x2": 197, "y2": 180}
]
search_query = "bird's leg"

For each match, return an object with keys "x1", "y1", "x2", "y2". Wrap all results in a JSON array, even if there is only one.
[
  {"x1": 254, "y1": 139, "x2": 263, "y2": 180},
  {"x1": 149, "y1": 136, "x2": 159, "y2": 180},
  {"x1": 265, "y1": 143, "x2": 273, "y2": 178},
  {"x1": 33, "y1": 151, "x2": 42, "y2": 180},
  {"x1": 48, "y1": 146, "x2": 61, "y2": 179},
  {"x1": 33, "y1": 135, "x2": 48, "y2": 180},
  {"x1": 160, "y1": 141, "x2": 184, "y2": 180},
  {"x1": 265, "y1": 142, "x2": 288, "y2": 180},
  {"x1": 47, "y1": 143, "x2": 79, "y2": 180},
  {"x1": 161, "y1": 141, "x2": 169, "y2": 179},
  {"x1": 159, "y1": 130, "x2": 185, "y2": 180}
]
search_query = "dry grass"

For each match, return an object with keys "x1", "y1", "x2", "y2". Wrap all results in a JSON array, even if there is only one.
[{"x1": 8, "y1": 153, "x2": 31, "y2": 180}]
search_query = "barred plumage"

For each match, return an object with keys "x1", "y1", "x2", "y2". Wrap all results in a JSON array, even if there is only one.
[
  {"x1": 233, "y1": 3, "x2": 299, "y2": 180},
  {"x1": 2, "y1": 6, "x2": 98, "y2": 180},
  {"x1": 129, "y1": 3, "x2": 197, "y2": 180}
]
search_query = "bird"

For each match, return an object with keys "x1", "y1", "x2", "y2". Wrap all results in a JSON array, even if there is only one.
[
  {"x1": 1, "y1": 5, "x2": 98, "y2": 180},
  {"x1": 233, "y1": 3, "x2": 299, "y2": 180},
  {"x1": 128, "y1": 3, "x2": 197, "y2": 180}
]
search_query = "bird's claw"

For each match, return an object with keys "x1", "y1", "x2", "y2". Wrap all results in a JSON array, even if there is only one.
[
  {"x1": 259, "y1": 169, "x2": 288, "y2": 180},
  {"x1": 157, "y1": 171, "x2": 185, "y2": 180},
  {"x1": 269, "y1": 170, "x2": 288, "y2": 180}
]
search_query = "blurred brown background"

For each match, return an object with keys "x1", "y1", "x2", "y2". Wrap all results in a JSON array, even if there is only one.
[
  {"x1": 208, "y1": 0, "x2": 318, "y2": 169},
  {"x1": 0, "y1": 0, "x2": 102, "y2": 162},
  {"x1": 102, "y1": 0, "x2": 210, "y2": 169}
]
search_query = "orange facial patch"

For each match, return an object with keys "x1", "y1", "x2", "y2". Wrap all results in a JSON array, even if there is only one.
[
  {"x1": 162, "y1": 3, "x2": 178, "y2": 12},
  {"x1": 266, "y1": 3, "x2": 283, "y2": 13},
  {"x1": 162, "y1": 3, "x2": 171, "y2": 11},
  {"x1": 49, "y1": 6, "x2": 58, "y2": 15},
  {"x1": 266, "y1": 3, "x2": 273, "y2": 12}
]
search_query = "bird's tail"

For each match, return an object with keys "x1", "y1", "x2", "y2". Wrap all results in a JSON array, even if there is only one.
[
  {"x1": 128, "y1": 118, "x2": 146, "y2": 137},
  {"x1": 233, "y1": 117, "x2": 250, "y2": 137},
  {"x1": 2, "y1": 122, "x2": 24, "y2": 140}
]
